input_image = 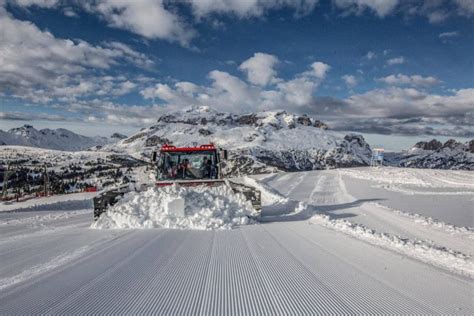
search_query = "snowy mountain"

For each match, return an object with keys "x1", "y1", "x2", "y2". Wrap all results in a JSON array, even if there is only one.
[
  {"x1": 0, "y1": 125, "x2": 113, "y2": 151},
  {"x1": 387, "y1": 139, "x2": 474, "y2": 170},
  {"x1": 110, "y1": 106, "x2": 372, "y2": 174}
]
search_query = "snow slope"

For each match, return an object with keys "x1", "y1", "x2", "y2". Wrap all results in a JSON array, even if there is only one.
[
  {"x1": 0, "y1": 125, "x2": 112, "y2": 151},
  {"x1": 0, "y1": 168, "x2": 473, "y2": 314}
]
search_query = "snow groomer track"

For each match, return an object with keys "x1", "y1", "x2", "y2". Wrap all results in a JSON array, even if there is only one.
[{"x1": 1, "y1": 168, "x2": 473, "y2": 314}]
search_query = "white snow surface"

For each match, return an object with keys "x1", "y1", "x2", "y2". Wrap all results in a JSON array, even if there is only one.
[
  {"x1": 92, "y1": 185, "x2": 258, "y2": 230},
  {"x1": 0, "y1": 192, "x2": 96, "y2": 213},
  {"x1": 1, "y1": 167, "x2": 473, "y2": 314},
  {"x1": 310, "y1": 211, "x2": 473, "y2": 278},
  {"x1": 340, "y1": 167, "x2": 474, "y2": 195}
]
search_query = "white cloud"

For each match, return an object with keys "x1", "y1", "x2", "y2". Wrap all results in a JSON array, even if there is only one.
[
  {"x1": 454, "y1": 0, "x2": 474, "y2": 16},
  {"x1": 345, "y1": 87, "x2": 474, "y2": 118},
  {"x1": 188, "y1": 0, "x2": 319, "y2": 18},
  {"x1": 239, "y1": 53, "x2": 280, "y2": 86},
  {"x1": 342, "y1": 74, "x2": 358, "y2": 88},
  {"x1": 141, "y1": 56, "x2": 331, "y2": 112},
  {"x1": 377, "y1": 74, "x2": 441, "y2": 87},
  {"x1": 83, "y1": 0, "x2": 194, "y2": 46},
  {"x1": 426, "y1": 10, "x2": 449, "y2": 23},
  {"x1": 63, "y1": 7, "x2": 78, "y2": 18},
  {"x1": 0, "y1": 9, "x2": 152, "y2": 103},
  {"x1": 332, "y1": 0, "x2": 473, "y2": 23},
  {"x1": 333, "y1": 0, "x2": 399, "y2": 17},
  {"x1": 7, "y1": 0, "x2": 58, "y2": 8},
  {"x1": 439, "y1": 31, "x2": 459, "y2": 38},
  {"x1": 307, "y1": 62, "x2": 331, "y2": 79},
  {"x1": 386, "y1": 56, "x2": 405, "y2": 65},
  {"x1": 366, "y1": 51, "x2": 376, "y2": 60}
]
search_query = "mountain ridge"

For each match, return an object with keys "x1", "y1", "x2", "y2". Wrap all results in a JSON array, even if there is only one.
[
  {"x1": 0, "y1": 125, "x2": 112, "y2": 151},
  {"x1": 109, "y1": 106, "x2": 373, "y2": 174}
]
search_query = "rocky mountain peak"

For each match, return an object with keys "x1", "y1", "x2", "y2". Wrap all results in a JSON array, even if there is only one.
[{"x1": 413, "y1": 139, "x2": 443, "y2": 151}]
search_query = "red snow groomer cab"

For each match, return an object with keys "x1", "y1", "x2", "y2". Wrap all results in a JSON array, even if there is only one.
[
  {"x1": 153, "y1": 144, "x2": 226, "y2": 187},
  {"x1": 93, "y1": 143, "x2": 261, "y2": 220}
]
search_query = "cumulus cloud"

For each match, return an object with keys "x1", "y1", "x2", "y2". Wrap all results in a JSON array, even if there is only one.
[
  {"x1": 81, "y1": 0, "x2": 195, "y2": 46},
  {"x1": 239, "y1": 53, "x2": 280, "y2": 86},
  {"x1": 0, "y1": 9, "x2": 152, "y2": 103},
  {"x1": 332, "y1": 0, "x2": 399, "y2": 17},
  {"x1": 4, "y1": 0, "x2": 473, "y2": 47},
  {"x1": 342, "y1": 74, "x2": 358, "y2": 88},
  {"x1": 332, "y1": 1, "x2": 473, "y2": 23},
  {"x1": 454, "y1": 0, "x2": 474, "y2": 16},
  {"x1": 377, "y1": 74, "x2": 441, "y2": 87},
  {"x1": 6, "y1": 0, "x2": 58, "y2": 8},
  {"x1": 386, "y1": 56, "x2": 405, "y2": 65},
  {"x1": 141, "y1": 57, "x2": 331, "y2": 112},
  {"x1": 75, "y1": 0, "x2": 319, "y2": 46},
  {"x1": 311, "y1": 87, "x2": 474, "y2": 137},
  {"x1": 345, "y1": 87, "x2": 473, "y2": 119},
  {"x1": 330, "y1": 117, "x2": 474, "y2": 137},
  {"x1": 366, "y1": 51, "x2": 376, "y2": 60},
  {"x1": 188, "y1": 0, "x2": 319, "y2": 18},
  {"x1": 308, "y1": 62, "x2": 331, "y2": 79}
]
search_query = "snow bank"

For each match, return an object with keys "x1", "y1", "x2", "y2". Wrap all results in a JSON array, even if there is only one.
[
  {"x1": 340, "y1": 167, "x2": 474, "y2": 195},
  {"x1": 91, "y1": 185, "x2": 258, "y2": 230},
  {"x1": 310, "y1": 209, "x2": 473, "y2": 278},
  {"x1": 368, "y1": 202, "x2": 474, "y2": 237},
  {"x1": 0, "y1": 192, "x2": 95, "y2": 213}
]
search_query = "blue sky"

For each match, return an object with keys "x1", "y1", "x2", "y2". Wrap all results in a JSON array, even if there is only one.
[{"x1": 0, "y1": 0, "x2": 473, "y2": 149}]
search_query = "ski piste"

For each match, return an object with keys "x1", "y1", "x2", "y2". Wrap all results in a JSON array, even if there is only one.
[{"x1": 1, "y1": 167, "x2": 472, "y2": 314}]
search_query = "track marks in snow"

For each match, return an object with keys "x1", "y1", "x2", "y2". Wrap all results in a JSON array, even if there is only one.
[
  {"x1": 46, "y1": 231, "x2": 170, "y2": 314},
  {"x1": 0, "y1": 246, "x2": 91, "y2": 291},
  {"x1": 268, "y1": 223, "x2": 435, "y2": 314},
  {"x1": 0, "y1": 230, "x2": 143, "y2": 314},
  {"x1": 199, "y1": 230, "x2": 277, "y2": 315},
  {"x1": 287, "y1": 222, "x2": 473, "y2": 314},
  {"x1": 244, "y1": 225, "x2": 354, "y2": 314},
  {"x1": 136, "y1": 231, "x2": 213, "y2": 315},
  {"x1": 267, "y1": 170, "x2": 474, "y2": 277}
]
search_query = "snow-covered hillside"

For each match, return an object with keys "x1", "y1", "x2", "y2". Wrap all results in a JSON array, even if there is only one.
[
  {"x1": 387, "y1": 139, "x2": 474, "y2": 170},
  {"x1": 0, "y1": 125, "x2": 112, "y2": 151},
  {"x1": 0, "y1": 146, "x2": 148, "y2": 199},
  {"x1": 109, "y1": 106, "x2": 372, "y2": 174}
]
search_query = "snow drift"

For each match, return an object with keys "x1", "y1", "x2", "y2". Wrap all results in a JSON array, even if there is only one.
[
  {"x1": 91, "y1": 185, "x2": 258, "y2": 230},
  {"x1": 310, "y1": 210, "x2": 473, "y2": 278}
]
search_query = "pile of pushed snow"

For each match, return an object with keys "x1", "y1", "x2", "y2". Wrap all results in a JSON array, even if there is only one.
[
  {"x1": 310, "y1": 210, "x2": 473, "y2": 278},
  {"x1": 91, "y1": 185, "x2": 258, "y2": 230}
]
